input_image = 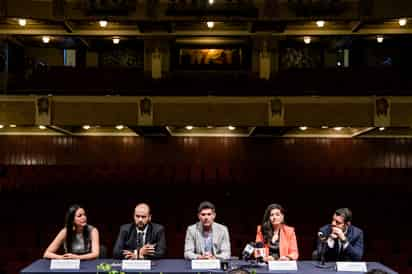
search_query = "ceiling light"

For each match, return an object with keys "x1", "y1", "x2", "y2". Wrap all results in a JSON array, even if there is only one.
[
  {"x1": 303, "y1": 36, "x2": 311, "y2": 44},
  {"x1": 379, "y1": 127, "x2": 385, "y2": 131},
  {"x1": 337, "y1": 61, "x2": 342, "y2": 67},
  {"x1": 321, "y1": 126, "x2": 329, "y2": 129},
  {"x1": 333, "y1": 127, "x2": 343, "y2": 131},
  {"x1": 299, "y1": 126, "x2": 308, "y2": 131},
  {"x1": 206, "y1": 21, "x2": 214, "y2": 29},
  {"x1": 208, "y1": 0, "x2": 214, "y2": 4},
  {"x1": 399, "y1": 18, "x2": 407, "y2": 26},
  {"x1": 38, "y1": 125, "x2": 46, "y2": 130},
  {"x1": 112, "y1": 37, "x2": 120, "y2": 44},
  {"x1": 316, "y1": 20, "x2": 325, "y2": 28},
  {"x1": 207, "y1": 126, "x2": 214, "y2": 129},
  {"x1": 115, "y1": 125, "x2": 124, "y2": 130},
  {"x1": 0, "y1": 125, "x2": 4, "y2": 129},
  {"x1": 82, "y1": 125, "x2": 91, "y2": 130},
  {"x1": 376, "y1": 36, "x2": 384, "y2": 43},
  {"x1": 9, "y1": 124, "x2": 17, "y2": 128},
  {"x1": 185, "y1": 126, "x2": 193, "y2": 130},
  {"x1": 42, "y1": 36, "x2": 50, "y2": 44},
  {"x1": 18, "y1": 19, "x2": 27, "y2": 27},
  {"x1": 99, "y1": 20, "x2": 108, "y2": 28},
  {"x1": 228, "y1": 126, "x2": 236, "y2": 131}
]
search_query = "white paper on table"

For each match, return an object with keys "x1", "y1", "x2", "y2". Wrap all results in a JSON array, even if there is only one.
[
  {"x1": 336, "y1": 261, "x2": 367, "y2": 272},
  {"x1": 50, "y1": 259, "x2": 80, "y2": 270}
]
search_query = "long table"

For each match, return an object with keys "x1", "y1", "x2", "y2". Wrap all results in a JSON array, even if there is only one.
[{"x1": 20, "y1": 259, "x2": 398, "y2": 274}]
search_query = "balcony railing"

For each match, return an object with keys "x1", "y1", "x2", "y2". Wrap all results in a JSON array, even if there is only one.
[{"x1": 6, "y1": 67, "x2": 412, "y2": 96}]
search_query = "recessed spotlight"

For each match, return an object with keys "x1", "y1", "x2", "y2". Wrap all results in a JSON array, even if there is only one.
[
  {"x1": 42, "y1": 36, "x2": 50, "y2": 44},
  {"x1": 115, "y1": 125, "x2": 124, "y2": 130},
  {"x1": 18, "y1": 19, "x2": 27, "y2": 27},
  {"x1": 316, "y1": 20, "x2": 325, "y2": 28},
  {"x1": 303, "y1": 36, "x2": 311, "y2": 44},
  {"x1": 0, "y1": 125, "x2": 4, "y2": 129},
  {"x1": 99, "y1": 20, "x2": 108, "y2": 28},
  {"x1": 206, "y1": 21, "x2": 214, "y2": 29},
  {"x1": 38, "y1": 125, "x2": 46, "y2": 130},
  {"x1": 376, "y1": 36, "x2": 384, "y2": 43},
  {"x1": 333, "y1": 127, "x2": 343, "y2": 131},
  {"x1": 82, "y1": 125, "x2": 91, "y2": 130},
  {"x1": 185, "y1": 126, "x2": 193, "y2": 130},
  {"x1": 228, "y1": 126, "x2": 236, "y2": 131},
  {"x1": 9, "y1": 124, "x2": 17, "y2": 128},
  {"x1": 208, "y1": 0, "x2": 214, "y2": 4},
  {"x1": 112, "y1": 37, "x2": 120, "y2": 44},
  {"x1": 379, "y1": 127, "x2": 385, "y2": 131},
  {"x1": 399, "y1": 18, "x2": 407, "y2": 26},
  {"x1": 299, "y1": 126, "x2": 308, "y2": 131}
]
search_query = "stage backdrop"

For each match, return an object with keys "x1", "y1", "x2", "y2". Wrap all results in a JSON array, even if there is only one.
[{"x1": 0, "y1": 136, "x2": 410, "y2": 274}]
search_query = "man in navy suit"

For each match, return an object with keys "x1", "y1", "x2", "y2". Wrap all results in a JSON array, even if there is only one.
[
  {"x1": 315, "y1": 208, "x2": 364, "y2": 261},
  {"x1": 113, "y1": 203, "x2": 166, "y2": 259}
]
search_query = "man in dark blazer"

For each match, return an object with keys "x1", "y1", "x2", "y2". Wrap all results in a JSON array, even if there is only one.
[
  {"x1": 315, "y1": 208, "x2": 364, "y2": 261},
  {"x1": 113, "y1": 203, "x2": 166, "y2": 259}
]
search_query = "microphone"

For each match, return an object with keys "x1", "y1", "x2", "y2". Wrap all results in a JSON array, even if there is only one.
[
  {"x1": 255, "y1": 242, "x2": 266, "y2": 263},
  {"x1": 242, "y1": 242, "x2": 255, "y2": 260},
  {"x1": 318, "y1": 231, "x2": 327, "y2": 242},
  {"x1": 315, "y1": 231, "x2": 329, "y2": 268}
]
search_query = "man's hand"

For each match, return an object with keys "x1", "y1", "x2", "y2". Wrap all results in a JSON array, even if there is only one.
[
  {"x1": 122, "y1": 250, "x2": 137, "y2": 260},
  {"x1": 197, "y1": 253, "x2": 216, "y2": 260},
  {"x1": 331, "y1": 227, "x2": 346, "y2": 241},
  {"x1": 138, "y1": 244, "x2": 156, "y2": 258}
]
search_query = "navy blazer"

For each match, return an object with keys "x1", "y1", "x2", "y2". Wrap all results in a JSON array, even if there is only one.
[
  {"x1": 113, "y1": 222, "x2": 166, "y2": 259},
  {"x1": 317, "y1": 224, "x2": 364, "y2": 261}
]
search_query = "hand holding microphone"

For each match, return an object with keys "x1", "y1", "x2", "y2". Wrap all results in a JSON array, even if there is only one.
[
  {"x1": 255, "y1": 242, "x2": 266, "y2": 262},
  {"x1": 242, "y1": 242, "x2": 255, "y2": 260}
]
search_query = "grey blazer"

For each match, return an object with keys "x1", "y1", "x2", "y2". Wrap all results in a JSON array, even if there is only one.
[{"x1": 184, "y1": 222, "x2": 231, "y2": 260}]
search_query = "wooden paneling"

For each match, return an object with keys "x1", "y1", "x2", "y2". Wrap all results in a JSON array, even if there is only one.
[{"x1": 0, "y1": 136, "x2": 410, "y2": 274}]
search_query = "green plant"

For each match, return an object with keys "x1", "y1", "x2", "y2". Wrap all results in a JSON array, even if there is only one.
[{"x1": 96, "y1": 263, "x2": 125, "y2": 274}]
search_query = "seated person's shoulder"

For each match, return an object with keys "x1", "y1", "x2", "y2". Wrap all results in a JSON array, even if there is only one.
[
  {"x1": 214, "y1": 222, "x2": 229, "y2": 230},
  {"x1": 283, "y1": 224, "x2": 295, "y2": 232},
  {"x1": 351, "y1": 225, "x2": 364, "y2": 235},
  {"x1": 119, "y1": 223, "x2": 133, "y2": 230},
  {"x1": 151, "y1": 222, "x2": 165, "y2": 231}
]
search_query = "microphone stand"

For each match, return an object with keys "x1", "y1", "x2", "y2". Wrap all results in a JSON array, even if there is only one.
[{"x1": 315, "y1": 237, "x2": 333, "y2": 269}]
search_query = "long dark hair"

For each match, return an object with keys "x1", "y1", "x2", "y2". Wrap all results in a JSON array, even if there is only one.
[
  {"x1": 261, "y1": 204, "x2": 285, "y2": 244},
  {"x1": 65, "y1": 204, "x2": 90, "y2": 253}
]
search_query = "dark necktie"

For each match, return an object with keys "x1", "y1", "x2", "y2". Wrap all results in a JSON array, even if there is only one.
[{"x1": 137, "y1": 232, "x2": 144, "y2": 248}]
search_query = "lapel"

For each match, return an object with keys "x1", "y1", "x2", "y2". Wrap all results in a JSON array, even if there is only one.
[
  {"x1": 279, "y1": 224, "x2": 287, "y2": 257},
  {"x1": 145, "y1": 223, "x2": 153, "y2": 244},
  {"x1": 196, "y1": 222, "x2": 205, "y2": 253},
  {"x1": 127, "y1": 224, "x2": 138, "y2": 249},
  {"x1": 345, "y1": 225, "x2": 353, "y2": 243},
  {"x1": 211, "y1": 223, "x2": 218, "y2": 253}
]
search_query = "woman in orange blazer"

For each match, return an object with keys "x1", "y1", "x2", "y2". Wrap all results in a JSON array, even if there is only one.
[{"x1": 255, "y1": 204, "x2": 299, "y2": 261}]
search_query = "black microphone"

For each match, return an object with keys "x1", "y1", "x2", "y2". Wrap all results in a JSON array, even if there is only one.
[
  {"x1": 318, "y1": 231, "x2": 327, "y2": 242},
  {"x1": 242, "y1": 242, "x2": 255, "y2": 260},
  {"x1": 255, "y1": 242, "x2": 266, "y2": 263},
  {"x1": 316, "y1": 231, "x2": 328, "y2": 267}
]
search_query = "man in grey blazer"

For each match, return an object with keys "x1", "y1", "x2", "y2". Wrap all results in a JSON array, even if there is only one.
[{"x1": 184, "y1": 201, "x2": 231, "y2": 260}]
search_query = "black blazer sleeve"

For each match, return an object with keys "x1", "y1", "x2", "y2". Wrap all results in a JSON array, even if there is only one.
[
  {"x1": 113, "y1": 224, "x2": 133, "y2": 259},
  {"x1": 145, "y1": 223, "x2": 167, "y2": 259}
]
